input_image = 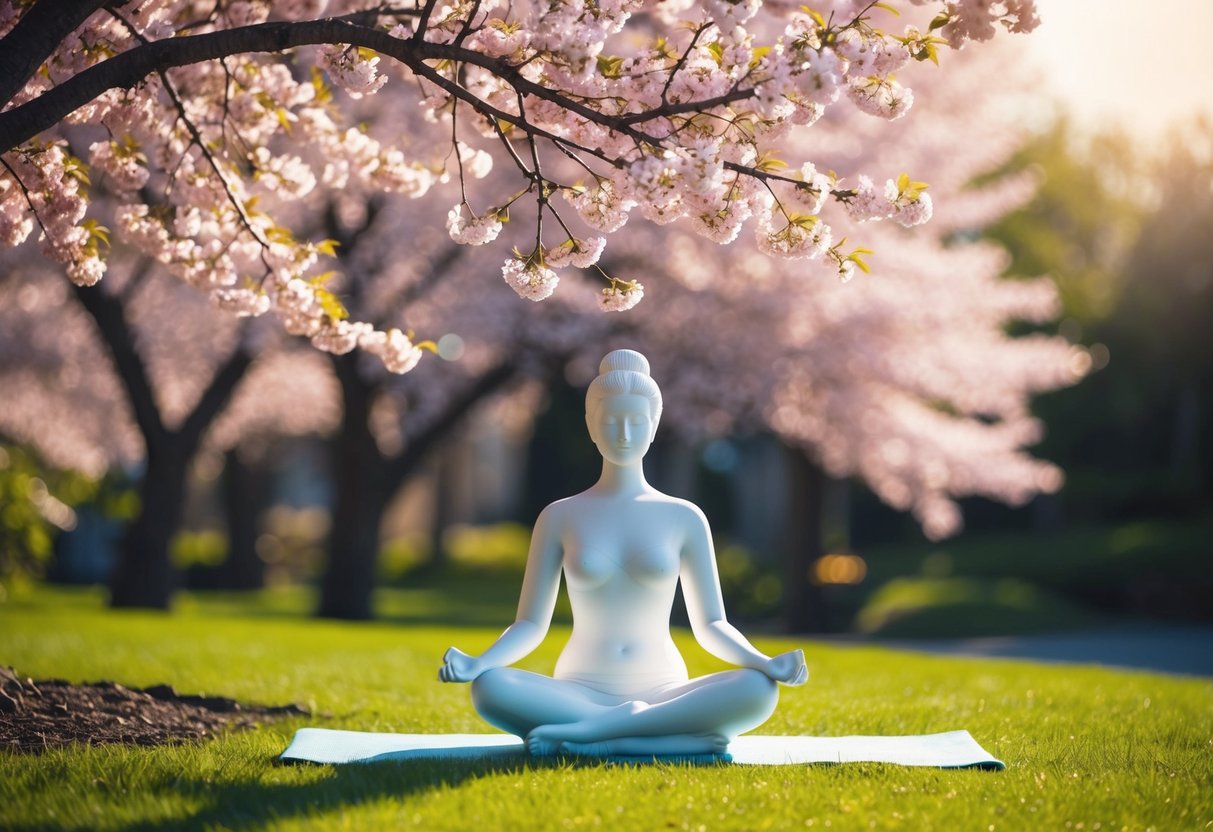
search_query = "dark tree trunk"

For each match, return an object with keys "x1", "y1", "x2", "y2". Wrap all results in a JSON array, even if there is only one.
[
  {"x1": 780, "y1": 448, "x2": 830, "y2": 633},
  {"x1": 427, "y1": 442, "x2": 455, "y2": 571},
  {"x1": 214, "y1": 448, "x2": 268, "y2": 590},
  {"x1": 317, "y1": 353, "x2": 387, "y2": 620},
  {"x1": 316, "y1": 354, "x2": 518, "y2": 619},
  {"x1": 317, "y1": 465, "x2": 389, "y2": 620},
  {"x1": 109, "y1": 446, "x2": 188, "y2": 609},
  {"x1": 74, "y1": 278, "x2": 253, "y2": 610}
]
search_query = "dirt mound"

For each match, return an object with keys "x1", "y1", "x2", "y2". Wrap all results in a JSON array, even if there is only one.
[{"x1": 0, "y1": 666, "x2": 307, "y2": 753}]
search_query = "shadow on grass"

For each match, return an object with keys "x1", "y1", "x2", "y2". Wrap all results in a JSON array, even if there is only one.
[{"x1": 9, "y1": 753, "x2": 589, "y2": 832}]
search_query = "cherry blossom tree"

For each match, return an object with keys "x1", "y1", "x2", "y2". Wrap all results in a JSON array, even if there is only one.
[
  {"x1": 0, "y1": 0, "x2": 1039, "y2": 374},
  {"x1": 0, "y1": 252, "x2": 338, "y2": 607},
  {"x1": 0, "y1": 0, "x2": 1051, "y2": 615}
]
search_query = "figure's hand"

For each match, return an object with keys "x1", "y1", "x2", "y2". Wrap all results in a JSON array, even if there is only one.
[
  {"x1": 439, "y1": 647, "x2": 482, "y2": 683},
  {"x1": 765, "y1": 649, "x2": 808, "y2": 686}
]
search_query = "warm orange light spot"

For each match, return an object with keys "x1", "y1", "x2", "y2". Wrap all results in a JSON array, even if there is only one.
[{"x1": 812, "y1": 553, "x2": 867, "y2": 585}]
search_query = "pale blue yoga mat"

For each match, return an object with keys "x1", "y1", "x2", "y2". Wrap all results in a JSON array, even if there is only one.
[{"x1": 280, "y1": 728, "x2": 1005, "y2": 770}]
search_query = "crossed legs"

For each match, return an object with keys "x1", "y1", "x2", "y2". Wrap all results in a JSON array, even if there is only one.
[{"x1": 470, "y1": 668, "x2": 778, "y2": 757}]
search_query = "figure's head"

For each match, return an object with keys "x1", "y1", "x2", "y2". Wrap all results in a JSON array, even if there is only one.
[{"x1": 585, "y1": 349, "x2": 663, "y2": 466}]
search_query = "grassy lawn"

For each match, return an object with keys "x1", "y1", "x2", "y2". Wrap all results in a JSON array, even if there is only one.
[{"x1": 1, "y1": 586, "x2": 1210, "y2": 831}]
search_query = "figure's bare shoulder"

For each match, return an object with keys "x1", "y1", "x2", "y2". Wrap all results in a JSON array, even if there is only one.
[
  {"x1": 642, "y1": 491, "x2": 711, "y2": 531},
  {"x1": 534, "y1": 494, "x2": 584, "y2": 532}
]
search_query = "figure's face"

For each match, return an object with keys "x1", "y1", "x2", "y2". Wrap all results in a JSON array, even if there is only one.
[{"x1": 588, "y1": 394, "x2": 656, "y2": 466}]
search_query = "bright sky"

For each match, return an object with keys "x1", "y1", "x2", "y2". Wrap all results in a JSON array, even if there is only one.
[{"x1": 1021, "y1": 0, "x2": 1213, "y2": 141}]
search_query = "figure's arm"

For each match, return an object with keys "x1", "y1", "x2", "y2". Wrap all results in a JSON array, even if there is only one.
[
  {"x1": 679, "y1": 505, "x2": 808, "y2": 686},
  {"x1": 439, "y1": 504, "x2": 563, "y2": 683}
]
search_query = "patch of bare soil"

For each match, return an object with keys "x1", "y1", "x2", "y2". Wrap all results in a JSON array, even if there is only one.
[{"x1": 0, "y1": 666, "x2": 307, "y2": 753}]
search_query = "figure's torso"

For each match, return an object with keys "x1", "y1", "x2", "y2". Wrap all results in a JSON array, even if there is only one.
[{"x1": 549, "y1": 491, "x2": 695, "y2": 690}]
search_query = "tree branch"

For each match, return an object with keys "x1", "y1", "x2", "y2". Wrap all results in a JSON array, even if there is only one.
[
  {"x1": 0, "y1": 0, "x2": 108, "y2": 108},
  {"x1": 177, "y1": 338, "x2": 254, "y2": 454},
  {"x1": 0, "y1": 19, "x2": 751, "y2": 156},
  {"x1": 71, "y1": 279, "x2": 167, "y2": 449},
  {"x1": 383, "y1": 359, "x2": 517, "y2": 491},
  {"x1": 377, "y1": 240, "x2": 468, "y2": 326}
]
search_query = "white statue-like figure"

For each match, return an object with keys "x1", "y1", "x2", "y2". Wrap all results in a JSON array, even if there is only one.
[{"x1": 440, "y1": 349, "x2": 808, "y2": 757}]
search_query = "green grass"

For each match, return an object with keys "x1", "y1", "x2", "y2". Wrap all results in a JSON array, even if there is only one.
[{"x1": 1, "y1": 586, "x2": 1210, "y2": 831}]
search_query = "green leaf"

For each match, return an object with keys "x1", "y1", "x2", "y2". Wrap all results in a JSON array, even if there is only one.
[
  {"x1": 82, "y1": 219, "x2": 110, "y2": 247},
  {"x1": 874, "y1": 2, "x2": 900, "y2": 16},
  {"x1": 315, "y1": 287, "x2": 349, "y2": 321},
  {"x1": 64, "y1": 156, "x2": 90, "y2": 187},
  {"x1": 850, "y1": 255, "x2": 872, "y2": 274},
  {"x1": 414, "y1": 340, "x2": 439, "y2": 354},
  {"x1": 356, "y1": 47, "x2": 378, "y2": 62},
  {"x1": 756, "y1": 152, "x2": 788, "y2": 173},
  {"x1": 897, "y1": 172, "x2": 911, "y2": 192},
  {"x1": 489, "y1": 18, "x2": 522, "y2": 34},
  {"x1": 800, "y1": 5, "x2": 827, "y2": 27},
  {"x1": 265, "y1": 225, "x2": 296, "y2": 245},
  {"x1": 596, "y1": 55, "x2": 625, "y2": 78},
  {"x1": 928, "y1": 11, "x2": 952, "y2": 31},
  {"x1": 315, "y1": 238, "x2": 341, "y2": 257},
  {"x1": 308, "y1": 270, "x2": 340, "y2": 286},
  {"x1": 707, "y1": 41, "x2": 724, "y2": 65}
]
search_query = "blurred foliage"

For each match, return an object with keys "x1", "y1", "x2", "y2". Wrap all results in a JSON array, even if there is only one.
[
  {"x1": 982, "y1": 117, "x2": 1213, "y2": 527},
  {"x1": 0, "y1": 443, "x2": 104, "y2": 592},
  {"x1": 378, "y1": 533, "x2": 429, "y2": 583},
  {"x1": 851, "y1": 516, "x2": 1213, "y2": 632},
  {"x1": 170, "y1": 529, "x2": 228, "y2": 569},
  {"x1": 444, "y1": 522, "x2": 532, "y2": 574},
  {"x1": 254, "y1": 505, "x2": 328, "y2": 584},
  {"x1": 855, "y1": 576, "x2": 1092, "y2": 638},
  {"x1": 982, "y1": 119, "x2": 1143, "y2": 322},
  {"x1": 715, "y1": 542, "x2": 783, "y2": 620}
]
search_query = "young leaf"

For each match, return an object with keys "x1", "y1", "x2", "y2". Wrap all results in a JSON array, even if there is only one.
[
  {"x1": 315, "y1": 238, "x2": 341, "y2": 257},
  {"x1": 315, "y1": 287, "x2": 349, "y2": 321},
  {"x1": 801, "y1": 5, "x2": 827, "y2": 27}
]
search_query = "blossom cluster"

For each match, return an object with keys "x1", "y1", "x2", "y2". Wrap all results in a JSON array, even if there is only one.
[{"x1": 0, "y1": 0, "x2": 1038, "y2": 372}]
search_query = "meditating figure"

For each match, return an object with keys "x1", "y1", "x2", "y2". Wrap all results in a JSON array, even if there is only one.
[{"x1": 439, "y1": 349, "x2": 808, "y2": 757}]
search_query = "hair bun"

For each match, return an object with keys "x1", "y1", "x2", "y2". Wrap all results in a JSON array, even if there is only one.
[{"x1": 599, "y1": 349, "x2": 650, "y2": 377}]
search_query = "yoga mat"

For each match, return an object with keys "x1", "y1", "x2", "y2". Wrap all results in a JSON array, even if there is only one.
[{"x1": 280, "y1": 728, "x2": 1005, "y2": 769}]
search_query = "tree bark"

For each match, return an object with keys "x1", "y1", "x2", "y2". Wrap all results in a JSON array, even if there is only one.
[
  {"x1": 73, "y1": 278, "x2": 253, "y2": 609},
  {"x1": 317, "y1": 353, "x2": 386, "y2": 620},
  {"x1": 780, "y1": 447, "x2": 831, "y2": 633},
  {"x1": 109, "y1": 445, "x2": 187, "y2": 609},
  {"x1": 0, "y1": 0, "x2": 108, "y2": 107},
  {"x1": 214, "y1": 447, "x2": 268, "y2": 590},
  {"x1": 427, "y1": 441, "x2": 455, "y2": 571},
  {"x1": 316, "y1": 355, "x2": 519, "y2": 618}
]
